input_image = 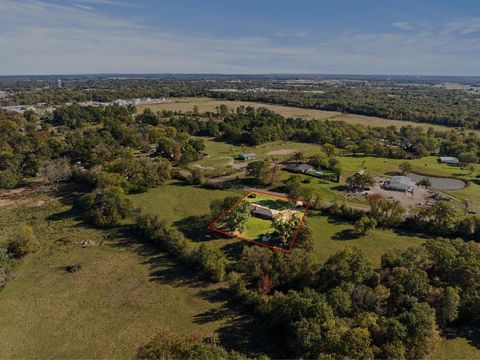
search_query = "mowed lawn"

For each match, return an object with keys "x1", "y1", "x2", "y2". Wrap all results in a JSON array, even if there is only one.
[
  {"x1": 137, "y1": 97, "x2": 465, "y2": 132},
  {"x1": 0, "y1": 198, "x2": 237, "y2": 359}
]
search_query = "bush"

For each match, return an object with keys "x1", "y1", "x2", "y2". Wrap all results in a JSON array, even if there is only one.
[
  {"x1": 188, "y1": 168, "x2": 204, "y2": 185},
  {"x1": 77, "y1": 187, "x2": 132, "y2": 227},
  {"x1": 136, "y1": 327, "x2": 197, "y2": 359},
  {"x1": 0, "y1": 169, "x2": 20, "y2": 189},
  {"x1": 193, "y1": 244, "x2": 227, "y2": 281},
  {"x1": 8, "y1": 225, "x2": 40, "y2": 257}
]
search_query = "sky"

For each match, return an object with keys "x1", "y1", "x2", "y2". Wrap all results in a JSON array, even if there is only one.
[{"x1": 1, "y1": 0, "x2": 480, "y2": 75}]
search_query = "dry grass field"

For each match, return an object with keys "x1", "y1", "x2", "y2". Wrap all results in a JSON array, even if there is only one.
[{"x1": 137, "y1": 97, "x2": 463, "y2": 132}]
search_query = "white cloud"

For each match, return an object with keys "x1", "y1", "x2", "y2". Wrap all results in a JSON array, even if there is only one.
[
  {"x1": 391, "y1": 21, "x2": 413, "y2": 31},
  {"x1": 74, "y1": 4, "x2": 95, "y2": 11},
  {"x1": 0, "y1": 1, "x2": 480, "y2": 75}
]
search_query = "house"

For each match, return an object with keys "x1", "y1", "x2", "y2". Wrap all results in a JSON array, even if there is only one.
[
  {"x1": 285, "y1": 163, "x2": 314, "y2": 174},
  {"x1": 439, "y1": 156, "x2": 460, "y2": 165},
  {"x1": 240, "y1": 153, "x2": 256, "y2": 161},
  {"x1": 384, "y1": 176, "x2": 416, "y2": 192},
  {"x1": 250, "y1": 203, "x2": 279, "y2": 219}
]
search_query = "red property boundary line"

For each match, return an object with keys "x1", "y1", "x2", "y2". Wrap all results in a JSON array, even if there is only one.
[{"x1": 207, "y1": 190, "x2": 310, "y2": 253}]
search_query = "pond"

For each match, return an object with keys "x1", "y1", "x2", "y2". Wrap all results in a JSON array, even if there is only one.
[{"x1": 406, "y1": 172, "x2": 467, "y2": 190}]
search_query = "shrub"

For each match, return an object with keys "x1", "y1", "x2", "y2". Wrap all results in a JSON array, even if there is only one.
[
  {"x1": 136, "y1": 327, "x2": 197, "y2": 359},
  {"x1": 77, "y1": 187, "x2": 132, "y2": 227},
  {"x1": 0, "y1": 169, "x2": 20, "y2": 189},
  {"x1": 8, "y1": 225, "x2": 40, "y2": 257}
]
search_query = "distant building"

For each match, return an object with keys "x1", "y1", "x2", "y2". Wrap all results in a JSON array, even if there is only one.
[
  {"x1": 285, "y1": 163, "x2": 314, "y2": 174},
  {"x1": 240, "y1": 153, "x2": 256, "y2": 161},
  {"x1": 385, "y1": 176, "x2": 416, "y2": 192},
  {"x1": 439, "y1": 156, "x2": 460, "y2": 165}
]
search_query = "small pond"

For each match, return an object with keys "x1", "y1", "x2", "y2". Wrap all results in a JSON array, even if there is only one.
[{"x1": 406, "y1": 172, "x2": 467, "y2": 190}]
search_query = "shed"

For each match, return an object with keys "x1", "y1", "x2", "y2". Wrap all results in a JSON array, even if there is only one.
[
  {"x1": 240, "y1": 153, "x2": 256, "y2": 161},
  {"x1": 439, "y1": 156, "x2": 460, "y2": 165},
  {"x1": 385, "y1": 176, "x2": 416, "y2": 192}
]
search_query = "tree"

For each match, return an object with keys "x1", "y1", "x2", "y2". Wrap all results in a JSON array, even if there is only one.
[
  {"x1": 245, "y1": 159, "x2": 279, "y2": 186},
  {"x1": 137, "y1": 108, "x2": 160, "y2": 126},
  {"x1": 399, "y1": 161, "x2": 412, "y2": 175},
  {"x1": 41, "y1": 158, "x2": 72, "y2": 190},
  {"x1": 355, "y1": 216, "x2": 377, "y2": 236},
  {"x1": 136, "y1": 327, "x2": 196, "y2": 359},
  {"x1": 273, "y1": 212, "x2": 301, "y2": 245},
  {"x1": 193, "y1": 244, "x2": 227, "y2": 281},
  {"x1": 323, "y1": 143, "x2": 336, "y2": 157},
  {"x1": 78, "y1": 187, "x2": 132, "y2": 227},
  {"x1": 188, "y1": 168, "x2": 204, "y2": 185},
  {"x1": 222, "y1": 200, "x2": 251, "y2": 232},
  {"x1": 292, "y1": 151, "x2": 305, "y2": 162},
  {"x1": 417, "y1": 178, "x2": 432, "y2": 189},
  {"x1": 295, "y1": 221, "x2": 314, "y2": 251},
  {"x1": 8, "y1": 225, "x2": 40, "y2": 257},
  {"x1": 210, "y1": 196, "x2": 241, "y2": 221},
  {"x1": 345, "y1": 173, "x2": 375, "y2": 190},
  {"x1": 458, "y1": 152, "x2": 478, "y2": 164},
  {"x1": 0, "y1": 169, "x2": 20, "y2": 189},
  {"x1": 436, "y1": 286, "x2": 460, "y2": 327}
]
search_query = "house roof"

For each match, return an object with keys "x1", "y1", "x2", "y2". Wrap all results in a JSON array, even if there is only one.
[{"x1": 250, "y1": 203, "x2": 278, "y2": 217}]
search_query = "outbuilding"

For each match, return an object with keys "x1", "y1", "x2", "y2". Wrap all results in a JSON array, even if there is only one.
[
  {"x1": 240, "y1": 153, "x2": 256, "y2": 161},
  {"x1": 385, "y1": 176, "x2": 416, "y2": 192},
  {"x1": 439, "y1": 156, "x2": 460, "y2": 165}
]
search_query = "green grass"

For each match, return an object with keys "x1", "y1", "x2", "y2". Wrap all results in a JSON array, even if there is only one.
[
  {"x1": 307, "y1": 212, "x2": 426, "y2": 266},
  {"x1": 434, "y1": 327, "x2": 480, "y2": 360},
  {"x1": 129, "y1": 183, "x2": 428, "y2": 266},
  {"x1": 240, "y1": 216, "x2": 275, "y2": 240},
  {"x1": 0, "y1": 196, "x2": 242, "y2": 358},
  {"x1": 129, "y1": 181, "x2": 243, "y2": 225}
]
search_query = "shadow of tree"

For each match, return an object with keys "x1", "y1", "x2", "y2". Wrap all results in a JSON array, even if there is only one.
[
  {"x1": 173, "y1": 215, "x2": 215, "y2": 243},
  {"x1": 332, "y1": 229, "x2": 358, "y2": 240},
  {"x1": 444, "y1": 325, "x2": 480, "y2": 350},
  {"x1": 45, "y1": 191, "x2": 283, "y2": 358}
]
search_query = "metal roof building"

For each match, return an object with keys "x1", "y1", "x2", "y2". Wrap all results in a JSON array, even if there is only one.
[
  {"x1": 240, "y1": 153, "x2": 256, "y2": 161},
  {"x1": 385, "y1": 176, "x2": 416, "y2": 192},
  {"x1": 439, "y1": 156, "x2": 460, "y2": 165}
]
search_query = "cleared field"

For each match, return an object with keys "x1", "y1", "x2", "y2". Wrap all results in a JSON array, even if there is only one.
[
  {"x1": 137, "y1": 97, "x2": 464, "y2": 132},
  {"x1": 0, "y1": 197, "x2": 245, "y2": 358}
]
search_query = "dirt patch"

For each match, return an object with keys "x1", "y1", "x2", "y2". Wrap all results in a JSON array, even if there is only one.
[
  {"x1": 365, "y1": 178, "x2": 433, "y2": 207},
  {"x1": 0, "y1": 199, "x2": 16, "y2": 207},
  {"x1": 266, "y1": 149, "x2": 295, "y2": 156}
]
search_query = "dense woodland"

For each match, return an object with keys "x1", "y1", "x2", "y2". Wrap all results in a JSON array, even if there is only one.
[
  {"x1": 2, "y1": 76, "x2": 480, "y2": 129},
  {"x1": 0, "y1": 98, "x2": 480, "y2": 359}
]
